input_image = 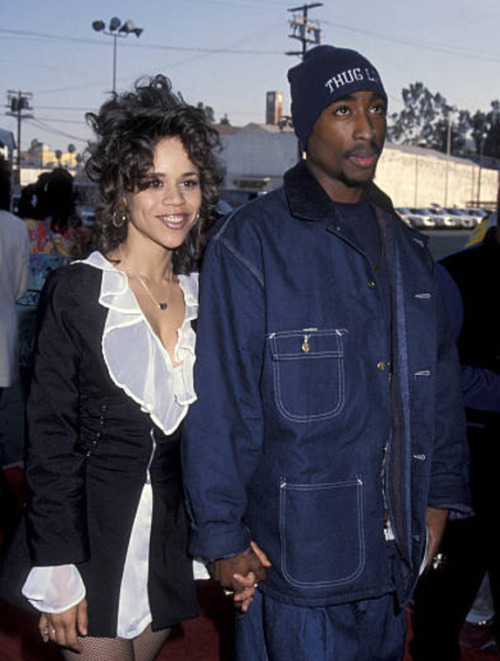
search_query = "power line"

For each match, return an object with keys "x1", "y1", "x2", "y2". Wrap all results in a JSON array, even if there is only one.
[
  {"x1": 2, "y1": 22, "x2": 500, "y2": 64},
  {"x1": 31, "y1": 117, "x2": 87, "y2": 125},
  {"x1": 0, "y1": 28, "x2": 282, "y2": 55},
  {"x1": 322, "y1": 20, "x2": 500, "y2": 64},
  {"x1": 26, "y1": 118, "x2": 89, "y2": 144},
  {"x1": 35, "y1": 106, "x2": 92, "y2": 111}
]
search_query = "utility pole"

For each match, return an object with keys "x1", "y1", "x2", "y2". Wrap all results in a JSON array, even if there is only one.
[
  {"x1": 6, "y1": 90, "x2": 34, "y2": 184},
  {"x1": 286, "y1": 3, "x2": 323, "y2": 160},
  {"x1": 286, "y1": 3, "x2": 323, "y2": 60}
]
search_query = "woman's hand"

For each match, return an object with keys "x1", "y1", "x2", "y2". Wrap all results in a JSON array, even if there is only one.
[
  {"x1": 232, "y1": 541, "x2": 272, "y2": 612},
  {"x1": 39, "y1": 598, "x2": 88, "y2": 652}
]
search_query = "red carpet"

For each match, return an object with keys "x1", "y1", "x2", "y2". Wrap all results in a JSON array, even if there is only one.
[
  {"x1": 1, "y1": 465, "x2": 499, "y2": 660},
  {"x1": 1, "y1": 590, "x2": 499, "y2": 660}
]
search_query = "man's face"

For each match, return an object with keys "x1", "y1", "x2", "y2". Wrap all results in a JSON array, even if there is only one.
[{"x1": 306, "y1": 90, "x2": 387, "y2": 202}]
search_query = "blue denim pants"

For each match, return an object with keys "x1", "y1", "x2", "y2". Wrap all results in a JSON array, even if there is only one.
[{"x1": 234, "y1": 590, "x2": 406, "y2": 661}]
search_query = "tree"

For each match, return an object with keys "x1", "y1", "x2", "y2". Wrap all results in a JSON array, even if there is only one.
[
  {"x1": 468, "y1": 109, "x2": 487, "y2": 155},
  {"x1": 55, "y1": 149, "x2": 62, "y2": 167},
  {"x1": 197, "y1": 102, "x2": 215, "y2": 124},
  {"x1": 461, "y1": 102, "x2": 500, "y2": 160},
  {"x1": 388, "y1": 82, "x2": 500, "y2": 160},
  {"x1": 482, "y1": 101, "x2": 500, "y2": 159},
  {"x1": 67, "y1": 143, "x2": 76, "y2": 169},
  {"x1": 388, "y1": 82, "x2": 466, "y2": 155}
]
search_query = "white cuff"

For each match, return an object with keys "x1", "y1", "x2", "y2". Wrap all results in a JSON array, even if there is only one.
[
  {"x1": 193, "y1": 559, "x2": 210, "y2": 580},
  {"x1": 22, "y1": 564, "x2": 86, "y2": 613}
]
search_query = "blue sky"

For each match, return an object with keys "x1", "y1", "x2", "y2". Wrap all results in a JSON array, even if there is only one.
[{"x1": 1, "y1": 0, "x2": 499, "y2": 154}]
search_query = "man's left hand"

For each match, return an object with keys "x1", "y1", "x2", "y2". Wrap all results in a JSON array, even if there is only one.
[{"x1": 425, "y1": 506, "x2": 449, "y2": 567}]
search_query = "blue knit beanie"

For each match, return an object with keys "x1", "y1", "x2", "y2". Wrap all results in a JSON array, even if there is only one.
[{"x1": 287, "y1": 45, "x2": 387, "y2": 148}]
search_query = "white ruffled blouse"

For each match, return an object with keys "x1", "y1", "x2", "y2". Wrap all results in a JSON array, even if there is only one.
[{"x1": 22, "y1": 251, "x2": 200, "y2": 638}]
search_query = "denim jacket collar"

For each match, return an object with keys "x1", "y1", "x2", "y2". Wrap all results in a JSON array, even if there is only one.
[
  {"x1": 284, "y1": 159, "x2": 407, "y2": 258},
  {"x1": 284, "y1": 159, "x2": 396, "y2": 222}
]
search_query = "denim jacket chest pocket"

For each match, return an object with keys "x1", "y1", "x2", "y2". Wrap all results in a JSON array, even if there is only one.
[{"x1": 268, "y1": 328, "x2": 347, "y2": 423}]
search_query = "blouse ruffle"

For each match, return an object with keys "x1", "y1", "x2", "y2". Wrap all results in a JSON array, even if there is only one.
[{"x1": 84, "y1": 251, "x2": 198, "y2": 435}]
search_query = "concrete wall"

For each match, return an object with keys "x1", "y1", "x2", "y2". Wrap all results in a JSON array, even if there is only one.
[
  {"x1": 219, "y1": 126, "x2": 499, "y2": 207},
  {"x1": 376, "y1": 144, "x2": 499, "y2": 208}
]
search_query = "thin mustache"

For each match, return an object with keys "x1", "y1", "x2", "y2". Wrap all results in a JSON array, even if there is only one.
[{"x1": 344, "y1": 142, "x2": 382, "y2": 158}]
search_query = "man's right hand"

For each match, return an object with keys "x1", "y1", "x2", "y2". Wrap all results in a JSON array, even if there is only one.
[{"x1": 208, "y1": 541, "x2": 270, "y2": 592}]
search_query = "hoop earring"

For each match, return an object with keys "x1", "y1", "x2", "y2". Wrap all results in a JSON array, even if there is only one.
[{"x1": 112, "y1": 208, "x2": 129, "y2": 229}]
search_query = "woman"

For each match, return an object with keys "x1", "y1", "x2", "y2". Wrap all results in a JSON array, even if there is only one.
[{"x1": 20, "y1": 75, "x2": 253, "y2": 660}]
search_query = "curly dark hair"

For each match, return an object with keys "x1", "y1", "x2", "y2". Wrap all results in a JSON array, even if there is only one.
[{"x1": 85, "y1": 74, "x2": 222, "y2": 274}]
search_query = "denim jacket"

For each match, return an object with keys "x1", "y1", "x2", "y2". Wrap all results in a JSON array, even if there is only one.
[{"x1": 183, "y1": 161, "x2": 469, "y2": 608}]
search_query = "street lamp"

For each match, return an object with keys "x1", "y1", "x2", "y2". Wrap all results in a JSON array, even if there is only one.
[{"x1": 92, "y1": 17, "x2": 144, "y2": 93}]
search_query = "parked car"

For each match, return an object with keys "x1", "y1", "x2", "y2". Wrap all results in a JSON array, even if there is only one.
[
  {"x1": 394, "y1": 208, "x2": 413, "y2": 227},
  {"x1": 218, "y1": 189, "x2": 266, "y2": 209},
  {"x1": 462, "y1": 208, "x2": 491, "y2": 223},
  {"x1": 442, "y1": 208, "x2": 477, "y2": 229},
  {"x1": 395, "y1": 207, "x2": 436, "y2": 229},
  {"x1": 77, "y1": 204, "x2": 96, "y2": 228},
  {"x1": 424, "y1": 207, "x2": 458, "y2": 228}
]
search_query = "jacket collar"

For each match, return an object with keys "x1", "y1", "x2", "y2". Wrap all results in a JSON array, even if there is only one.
[
  {"x1": 284, "y1": 158, "x2": 396, "y2": 223},
  {"x1": 284, "y1": 160, "x2": 334, "y2": 222},
  {"x1": 284, "y1": 158, "x2": 407, "y2": 257}
]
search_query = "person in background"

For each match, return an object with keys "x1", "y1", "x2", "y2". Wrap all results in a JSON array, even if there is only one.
[
  {"x1": 0, "y1": 154, "x2": 29, "y2": 541},
  {"x1": 182, "y1": 45, "x2": 470, "y2": 661},
  {"x1": 15, "y1": 171, "x2": 93, "y2": 393},
  {"x1": 23, "y1": 168, "x2": 91, "y2": 261},
  {"x1": 411, "y1": 195, "x2": 500, "y2": 661},
  {"x1": 4, "y1": 75, "x2": 256, "y2": 661}
]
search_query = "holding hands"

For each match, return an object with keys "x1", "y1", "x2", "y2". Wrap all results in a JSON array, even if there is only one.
[{"x1": 209, "y1": 541, "x2": 271, "y2": 612}]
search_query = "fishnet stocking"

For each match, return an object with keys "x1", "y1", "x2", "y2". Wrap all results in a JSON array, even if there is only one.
[
  {"x1": 133, "y1": 624, "x2": 171, "y2": 660},
  {"x1": 60, "y1": 636, "x2": 134, "y2": 661},
  {"x1": 60, "y1": 625, "x2": 171, "y2": 661}
]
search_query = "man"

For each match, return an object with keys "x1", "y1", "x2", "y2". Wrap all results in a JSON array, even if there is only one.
[
  {"x1": 0, "y1": 155, "x2": 29, "y2": 539},
  {"x1": 411, "y1": 202, "x2": 500, "y2": 660},
  {"x1": 183, "y1": 46, "x2": 470, "y2": 660},
  {"x1": 0, "y1": 156, "x2": 29, "y2": 394}
]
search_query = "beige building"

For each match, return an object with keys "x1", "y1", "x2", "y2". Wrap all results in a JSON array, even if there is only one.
[
  {"x1": 20, "y1": 142, "x2": 78, "y2": 171},
  {"x1": 218, "y1": 123, "x2": 499, "y2": 209}
]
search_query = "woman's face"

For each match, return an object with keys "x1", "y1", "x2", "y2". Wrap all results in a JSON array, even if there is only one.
[{"x1": 125, "y1": 136, "x2": 202, "y2": 251}]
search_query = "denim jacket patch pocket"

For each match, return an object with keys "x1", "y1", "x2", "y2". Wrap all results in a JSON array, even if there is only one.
[
  {"x1": 268, "y1": 328, "x2": 347, "y2": 422},
  {"x1": 279, "y1": 476, "x2": 365, "y2": 588}
]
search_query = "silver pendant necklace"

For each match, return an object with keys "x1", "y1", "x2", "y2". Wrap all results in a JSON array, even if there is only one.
[{"x1": 120, "y1": 246, "x2": 173, "y2": 311}]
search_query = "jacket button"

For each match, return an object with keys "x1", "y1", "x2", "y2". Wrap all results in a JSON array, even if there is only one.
[
  {"x1": 377, "y1": 361, "x2": 388, "y2": 371},
  {"x1": 367, "y1": 280, "x2": 376, "y2": 289}
]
